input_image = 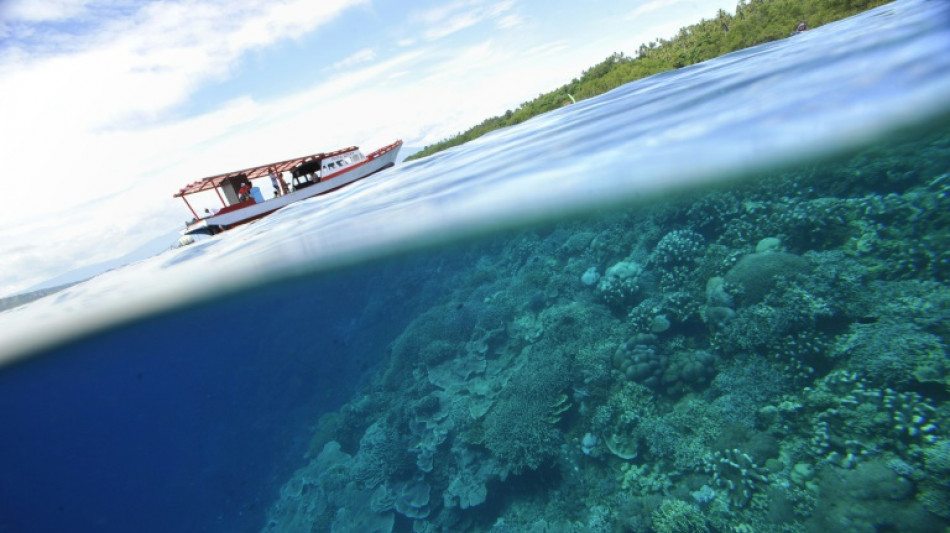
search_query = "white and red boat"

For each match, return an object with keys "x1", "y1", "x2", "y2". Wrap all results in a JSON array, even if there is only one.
[{"x1": 174, "y1": 140, "x2": 402, "y2": 236}]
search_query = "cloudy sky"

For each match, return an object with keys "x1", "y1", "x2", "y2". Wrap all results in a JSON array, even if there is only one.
[{"x1": 0, "y1": 0, "x2": 735, "y2": 296}]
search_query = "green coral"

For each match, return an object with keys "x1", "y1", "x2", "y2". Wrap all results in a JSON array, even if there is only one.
[
  {"x1": 918, "y1": 440, "x2": 950, "y2": 518},
  {"x1": 652, "y1": 499, "x2": 709, "y2": 533},
  {"x1": 481, "y1": 353, "x2": 572, "y2": 473}
]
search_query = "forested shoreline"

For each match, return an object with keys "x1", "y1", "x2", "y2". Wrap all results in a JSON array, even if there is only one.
[{"x1": 407, "y1": 0, "x2": 892, "y2": 161}]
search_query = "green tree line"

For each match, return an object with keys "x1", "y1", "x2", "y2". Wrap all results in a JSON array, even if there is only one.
[{"x1": 406, "y1": 0, "x2": 892, "y2": 161}]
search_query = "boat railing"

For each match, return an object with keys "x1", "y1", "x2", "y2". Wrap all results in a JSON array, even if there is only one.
[{"x1": 366, "y1": 140, "x2": 403, "y2": 159}]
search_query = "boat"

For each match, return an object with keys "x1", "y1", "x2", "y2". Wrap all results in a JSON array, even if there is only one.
[{"x1": 174, "y1": 140, "x2": 403, "y2": 237}]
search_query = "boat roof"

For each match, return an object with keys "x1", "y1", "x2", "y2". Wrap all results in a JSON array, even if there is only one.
[{"x1": 173, "y1": 146, "x2": 358, "y2": 197}]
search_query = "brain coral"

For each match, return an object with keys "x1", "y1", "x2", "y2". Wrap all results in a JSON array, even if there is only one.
[{"x1": 724, "y1": 251, "x2": 809, "y2": 305}]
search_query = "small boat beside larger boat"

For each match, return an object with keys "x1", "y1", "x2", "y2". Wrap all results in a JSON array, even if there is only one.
[{"x1": 174, "y1": 140, "x2": 402, "y2": 237}]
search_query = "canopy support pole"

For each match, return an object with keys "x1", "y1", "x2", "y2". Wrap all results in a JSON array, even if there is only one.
[{"x1": 181, "y1": 196, "x2": 199, "y2": 220}]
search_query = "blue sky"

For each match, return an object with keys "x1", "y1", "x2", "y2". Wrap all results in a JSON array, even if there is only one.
[{"x1": 0, "y1": 0, "x2": 735, "y2": 296}]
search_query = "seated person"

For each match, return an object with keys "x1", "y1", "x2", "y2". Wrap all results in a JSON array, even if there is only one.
[{"x1": 238, "y1": 182, "x2": 252, "y2": 201}]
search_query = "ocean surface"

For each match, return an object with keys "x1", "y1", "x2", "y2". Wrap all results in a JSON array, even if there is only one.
[{"x1": 2, "y1": 1, "x2": 950, "y2": 531}]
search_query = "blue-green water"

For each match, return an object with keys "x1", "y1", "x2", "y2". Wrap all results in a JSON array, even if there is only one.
[{"x1": 2, "y1": 1, "x2": 950, "y2": 532}]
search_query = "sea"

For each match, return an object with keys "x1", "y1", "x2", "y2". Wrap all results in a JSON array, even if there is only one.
[{"x1": 2, "y1": 1, "x2": 949, "y2": 532}]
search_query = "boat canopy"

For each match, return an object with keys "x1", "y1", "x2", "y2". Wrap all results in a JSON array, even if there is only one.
[{"x1": 173, "y1": 146, "x2": 358, "y2": 198}]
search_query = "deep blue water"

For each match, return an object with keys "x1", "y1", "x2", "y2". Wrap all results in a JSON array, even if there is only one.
[
  {"x1": 1, "y1": 1, "x2": 950, "y2": 532},
  {"x1": 0, "y1": 258, "x2": 446, "y2": 532}
]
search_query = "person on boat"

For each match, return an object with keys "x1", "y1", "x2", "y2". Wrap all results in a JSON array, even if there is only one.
[
  {"x1": 796, "y1": 20, "x2": 808, "y2": 32},
  {"x1": 204, "y1": 207, "x2": 220, "y2": 217},
  {"x1": 238, "y1": 182, "x2": 252, "y2": 202},
  {"x1": 268, "y1": 166, "x2": 286, "y2": 196}
]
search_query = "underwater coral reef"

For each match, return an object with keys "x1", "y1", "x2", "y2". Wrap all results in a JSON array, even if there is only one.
[{"x1": 263, "y1": 129, "x2": 950, "y2": 532}]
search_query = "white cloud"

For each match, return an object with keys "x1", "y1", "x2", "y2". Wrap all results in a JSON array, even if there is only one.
[
  {"x1": 0, "y1": 0, "x2": 94, "y2": 23},
  {"x1": 496, "y1": 14, "x2": 523, "y2": 29},
  {"x1": 333, "y1": 47, "x2": 376, "y2": 69},
  {"x1": 523, "y1": 40, "x2": 570, "y2": 59},
  {"x1": 418, "y1": 39, "x2": 497, "y2": 84},
  {"x1": 624, "y1": 0, "x2": 667, "y2": 20},
  {"x1": 413, "y1": 0, "x2": 517, "y2": 40},
  {"x1": 424, "y1": 13, "x2": 480, "y2": 40},
  {"x1": 625, "y1": 0, "x2": 733, "y2": 25}
]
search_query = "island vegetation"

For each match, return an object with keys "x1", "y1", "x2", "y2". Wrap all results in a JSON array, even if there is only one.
[{"x1": 406, "y1": 0, "x2": 892, "y2": 161}]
